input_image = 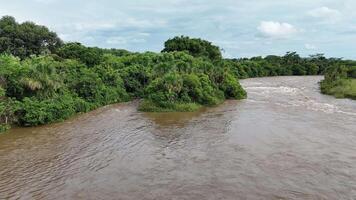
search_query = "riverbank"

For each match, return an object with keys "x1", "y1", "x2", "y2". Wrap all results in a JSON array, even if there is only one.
[
  {"x1": 321, "y1": 78, "x2": 356, "y2": 100},
  {"x1": 320, "y1": 65, "x2": 356, "y2": 100}
]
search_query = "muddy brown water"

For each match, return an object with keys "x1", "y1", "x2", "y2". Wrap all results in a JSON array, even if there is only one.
[{"x1": 0, "y1": 76, "x2": 355, "y2": 200}]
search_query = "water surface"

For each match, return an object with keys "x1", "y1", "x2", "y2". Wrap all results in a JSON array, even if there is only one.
[{"x1": 0, "y1": 76, "x2": 355, "y2": 199}]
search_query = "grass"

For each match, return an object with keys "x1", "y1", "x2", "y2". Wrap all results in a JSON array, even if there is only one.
[
  {"x1": 138, "y1": 100, "x2": 202, "y2": 112},
  {"x1": 321, "y1": 78, "x2": 356, "y2": 100}
]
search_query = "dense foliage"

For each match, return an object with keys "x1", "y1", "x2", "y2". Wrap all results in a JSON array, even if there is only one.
[
  {"x1": 225, "y1": 52, "x2": 347, "y2": 79},
  {"x1": 56, "y1": 42, "x2": 130, "y2": 67},
  {"x1": 162, "y1": 36, "x2": 222, "y2": 61},
  {"x1": 1, "y1": 16, "x2": 355, "y2": 132},
  {"x1": 320, "y1": 65, "x2": 356, "y2": 99},
  {"x1": 0, "y1": 16, "x2": 62, "y2": 59},
  {"x1": 0, "y1": 54, "x2": 131, "y2": 127},
  {"x1": 0, "y1": 86, "x2": 13, "y2": 132}
]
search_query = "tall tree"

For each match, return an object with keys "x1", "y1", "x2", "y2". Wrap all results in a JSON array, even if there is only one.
[
  {"x1": 162, "y1": 36, "x2": 222, "y2": 61},
  {"x1": 0, "y1": 16, "x2": 63, "y2": 59}
]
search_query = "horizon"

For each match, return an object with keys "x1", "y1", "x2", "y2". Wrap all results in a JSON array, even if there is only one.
[{"x1": 1, "y1": 0, "x2": 355, "y2": 59}]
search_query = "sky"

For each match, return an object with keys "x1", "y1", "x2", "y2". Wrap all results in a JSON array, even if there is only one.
[{"x1": 1, "y1": 0, "x2": 355, "y2": 59}]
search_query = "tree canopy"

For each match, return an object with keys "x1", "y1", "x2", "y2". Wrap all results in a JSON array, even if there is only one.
[
  {"x1": 0, "y1": 16, "x2": 62, "y2": 59},
  {"x1": 162, "y1": 36, "x2": 222, "y2": 60}
]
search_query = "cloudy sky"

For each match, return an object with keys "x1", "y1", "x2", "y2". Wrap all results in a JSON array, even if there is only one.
[{"x1": 1, "y1": 0, "x2": 355, "y2": 59}]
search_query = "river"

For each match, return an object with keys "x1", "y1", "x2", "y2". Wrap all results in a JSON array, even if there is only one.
[{"x1": 0, "y1": 76, "x2": 355, "y2": 200}]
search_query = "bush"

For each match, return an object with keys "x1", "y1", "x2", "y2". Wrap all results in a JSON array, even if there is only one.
[
  {"x1": 16, "y1": 94, "x2": 77, "y2": 126},
  {"x1": 320, "y1": 65, "x2": 356, "y2": 100},
  {"x1": 347, "y1": 66, "x2": 356, "y2": 78},
  {"x1": 57, "y1": 43, "x2": 104, "y2": 66},
  {"x1": 219, "y1": 73, "x2": 247, "y2": 99}
]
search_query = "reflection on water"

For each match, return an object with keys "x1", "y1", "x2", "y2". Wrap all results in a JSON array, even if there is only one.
[
  {"x1": 0, "y1": 76, "x2": 356, "y2": 200},
  {"x1": 143, "y1": 108, "x2": 207, "y2": 128}
]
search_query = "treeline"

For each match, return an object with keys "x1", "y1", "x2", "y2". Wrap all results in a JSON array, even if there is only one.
[{"x1": 0, "y1": 16, "x2": 355, "y2": 132}]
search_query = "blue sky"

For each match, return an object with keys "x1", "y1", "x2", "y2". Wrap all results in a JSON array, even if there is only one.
[{"x1": 1, "y1": 0, "x2": 355, "y2": 59}]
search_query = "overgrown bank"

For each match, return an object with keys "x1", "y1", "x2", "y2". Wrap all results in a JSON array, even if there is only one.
[
  {"x1": 320, "y1": 65, "x2": 356, "y2": 99},
  {"x1": 1, "y1": 16, "x2": 355, "y2": 132}
]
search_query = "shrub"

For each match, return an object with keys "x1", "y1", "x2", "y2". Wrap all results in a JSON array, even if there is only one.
[{"x1": 16, "y1": 94, "x2": 77, "y2": 126}]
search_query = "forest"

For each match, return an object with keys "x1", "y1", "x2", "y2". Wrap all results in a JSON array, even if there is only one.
[{"x1": 1, "y1": 16, "x2": 355, "y2": 132}]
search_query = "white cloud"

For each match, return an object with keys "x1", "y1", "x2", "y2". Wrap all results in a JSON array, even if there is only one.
[
  {"x1": 307, "y1": 7, "x2": 341, "y2": 21},
  {"x1": 106, "y1": 36, "x2": 146, "y2": 45},
  {"x1": 257, "y1": 21, "x2": 299, "y2": 38},
  {"x1": 305, "y1": 43, "x2": 317, "y2": 50},
  {"x1": 54, "y1": 18, "x2": 167, "y2": 35},
  {"x1": 138, "y1": 32, "x2": 151, "y2": 37},
  {"x1": 72, "y1": 18, "x2": 166, "y2": 32},
  {"x1": 74, "y1": 22, "x2": 116, "y2": 31},
  {"x1": 106, "y1": 37, "x2": 127, "y2": 45}
]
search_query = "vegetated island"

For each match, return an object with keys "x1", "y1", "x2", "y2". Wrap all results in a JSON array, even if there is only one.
[{"x1": 0, "y1": 16, "x2": 355, "y2": 132}]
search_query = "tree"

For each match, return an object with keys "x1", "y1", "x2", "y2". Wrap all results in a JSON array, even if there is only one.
[
  {"x1": 57, "y1": 42, "x2": 104, "y2": 66},
  {"x1": 0, "y1": 16, "x2": 63, "y2": 59},
  {"x1": 162, "y1": 36, "x2": 222, "y2": 60},
  {"x1": 20, "y1": 56, "x2": 63, "y2": 99}
]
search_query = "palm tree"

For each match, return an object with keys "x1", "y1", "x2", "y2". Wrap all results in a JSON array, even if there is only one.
[{"x1": 21, "y1": 58, "x2": 62, "y2": 98}]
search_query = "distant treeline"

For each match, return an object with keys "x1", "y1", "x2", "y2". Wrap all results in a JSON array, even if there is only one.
[{"x1": 0, "y1": 16, "x2": 355, "y2": 131}]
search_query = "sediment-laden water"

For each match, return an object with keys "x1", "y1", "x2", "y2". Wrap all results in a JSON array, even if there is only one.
[{"x1": 0, "y1": 76, "x2": 355, "y2": 199}]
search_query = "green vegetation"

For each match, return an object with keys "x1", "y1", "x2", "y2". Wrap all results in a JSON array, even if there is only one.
[
  {"x1": 0, "y1": 86, "x2": 12, "y2": 132},
  {"x1": 0, "y1": 16, "x2": 62, "y2": 59},
  {"x1": 0, "y1": 15, "x2": 355, "y2": 132},
  {"x1": 320, "y1": 65, "x2": 356, "y2": 99},
  {"x1": 162, "y1": 36, "x2": 222, "y2": 60}
]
